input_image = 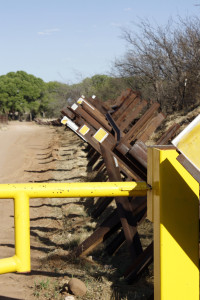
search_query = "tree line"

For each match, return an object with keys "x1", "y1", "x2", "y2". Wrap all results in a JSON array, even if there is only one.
[{"x1": 0, "y1": 71, "x2": 129, "y2": 119}]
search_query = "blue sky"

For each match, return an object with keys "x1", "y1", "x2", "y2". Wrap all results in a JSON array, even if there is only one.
[{"x1": 0, "y1": 0, "x2": 198, "y2": 84}]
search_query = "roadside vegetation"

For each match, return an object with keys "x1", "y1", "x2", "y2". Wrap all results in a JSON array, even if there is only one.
[{"x1": 1, "y1": 16, "x2": 200, "y2": 121}]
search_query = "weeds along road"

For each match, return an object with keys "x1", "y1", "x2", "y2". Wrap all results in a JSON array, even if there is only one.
[{"x1": 0, "y1": 121, "x2": 59, "y2": 299}]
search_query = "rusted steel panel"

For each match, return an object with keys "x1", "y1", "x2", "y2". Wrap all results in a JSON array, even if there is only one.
[
  {"x1": 70, "y1": 104, "x2": 118, "y2": 150},
  {"x1": 100, "y1": 144, "x2": 143, "y2": 259},
  {"x1": 129, "y1": 141, "x2": 148, "y2": 168},
  {"x1": 112, "y1": 92, "x2": 139, "y2": 120},
  {"x1": 105, "y1": 230, "x2": 126, "y2": 255},
  {"x1": 105, "y1": 196, "x2": 147, "y2": 255},
  {"x1": 73, "y1": 105, "x2": 106, "y2": 132},
  {"x1": 137, "y1": 113, "x2": 165, "y2": 143},
  {"x1": 88, "y1": 97, "x2": 110, "y2": 114},
  {"x1": 157, "y1": 123, "x2": 180, "y2": 145},
  {"x1": 115, "y1": 142, "x2": 130, "y2": 156},
  {"x1": 75, "y1": 210, "x2": 120, "y2": 256},
  {"x1": 114, "y1": 88, "x2": 133, "y2": 107},
  {"x1": 87, "y1": 147, "x2": 96, "y2": 159},
  {"x1": 92, "y1": 196, "x2": 114, "y2": 218},
  {"x1": 61, "y1": 108, "x2": 76, "y2": 120},
  {"x1": 118, "y1": 100, "x2": 148, "y2": 132},
  {"x1": 120, "y1": 102, "x2": 160, "y2": 144},
  {"x1": 88, "y1": 151, "x2": 101, "y2": 167},
  {"x1": 82, "y1": 101, "x2": 112, "y2": 132},
  {"x1": 124, "y1": 242, "x2": 153, "y2": 283},
  {"x1": 115, "y1": 96, "x2": 140, "y2": 126}
]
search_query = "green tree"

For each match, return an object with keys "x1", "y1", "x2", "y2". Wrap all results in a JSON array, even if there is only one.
[{"x1": 0, "y1": 71, "x2": 48, "y2": 119}]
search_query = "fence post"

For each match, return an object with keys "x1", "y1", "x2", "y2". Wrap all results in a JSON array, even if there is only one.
[
  {"x1": 147, "y1": 146, "x2": 199, "y2": 300},
  {"x1": 14, "y1": 192, "x2": 30, "y2": 272}
]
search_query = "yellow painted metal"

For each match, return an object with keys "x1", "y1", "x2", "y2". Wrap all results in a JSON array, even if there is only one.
[
  {"x1": 14, "y1": 193, "x2": 30, "y2": 272},
  {"x1": 0, "y1": 182, "x2": 149, "y2": 199},
  {"x1": 79, "y1": 125, "x2": 90, "y2": 135},
  {"x1": 0, "y1": 257, "x2": 18, "y2": 274},
  {"x1": 0, "y1": 181, "x2": 148, "y2": 274},
  {"x1": 61, "y1": 116, "x2": 68, "y2": 125},
  {"x1": 93, "y1": 128, "x2": 108, "y2": 143},
  {"x1": 147, "y1": 147, "x2": 199, "y2": 300},
  {"x1": 175, "y1": 123, "x2": 200, "y2": 170},
  {"x1": 172, "y1": 114, "x2": 200, "y2": 171}
]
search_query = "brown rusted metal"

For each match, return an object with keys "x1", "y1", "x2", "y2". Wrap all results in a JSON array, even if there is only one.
[
  {"x1": 75, "y1": 210, "x2": 120, "y2": 257},
  {"x1": 129, "y1": 141, "x2": 147, "y2": 169},
  {"x1": 82, "y1": 101, "x2": 112, "y2": 132},
  {"x1": 124, "y1": 242, "x2": 153, "y2": 283},
  {"x1": 61, "y1": 108, "x2": 76, "y2": 120},
  {"x1": 105, "y1": 199, "x2": 147, "y2": 255},
  {"x1": 118, "y1": 99, "x2": 148, "y2": 132},
  {"x1": 157, "y1": 123, "x2": 180, "y2": 145},
  {"x1": 112, "y1": 91, "x2": 140, "y2": 120},
  {"x1": 92, "y1": 196, "x2": 114, "y2": 218},
  {"x1": 60, "y1": 89, "x2": 181, "y2": 285},
  {"x1": 88, "y1": 151, "x2": 101, "y2": 167},
  {"x1": 114, "y1": 88, "x2": 133, "y2": 107},
  {"x1": 177, "y1": 154, "x2": 200, "y2": 184},
  {"x1": 100, "y1": 144, "x2": 143, "y2": 259},
  {"x1": 88, "y1": 96, "x2": 110, "y2": 114},
  {"x1": 137, "y1": 112, "x2": 165, "y2": 143},
  {"x1": 121, "y1": 102, "x2": 160, "y2": 144}
]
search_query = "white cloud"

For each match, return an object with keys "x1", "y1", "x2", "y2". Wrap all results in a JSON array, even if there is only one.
[
  {"x1": 38, "y1": 28, "x2": 60, "y2": 36},
  {"x1": 124, "y1": 8, "x2": 132, "y2": 11}
]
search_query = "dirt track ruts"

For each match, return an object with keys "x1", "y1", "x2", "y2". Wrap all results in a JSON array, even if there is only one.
[{"x1": 0, "y1": 121, "x2": 88, "y2": 299}]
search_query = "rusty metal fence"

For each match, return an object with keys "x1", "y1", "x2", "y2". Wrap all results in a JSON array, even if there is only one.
[{"x1": 60, "y1": 89, "x2": 180, "y2": 287}]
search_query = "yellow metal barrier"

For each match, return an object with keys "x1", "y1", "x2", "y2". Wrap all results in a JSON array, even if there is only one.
[
  {"x1": 0, "y1": 181, "x2": 148, "y2": 275},
  {"x1": 147, "y1": 147, "x2": 199, "y2": 300}
]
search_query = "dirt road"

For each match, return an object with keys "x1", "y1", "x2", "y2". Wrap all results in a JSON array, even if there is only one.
[{"x1": 0, "y1": 122, "x2": 58, "y2": 299}]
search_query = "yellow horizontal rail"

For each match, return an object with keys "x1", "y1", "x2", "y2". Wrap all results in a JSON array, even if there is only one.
[
  {"x1": 0, "y1": 181, "x2": 149, "y2": 198},
  {"x1": 0, "y1": 181, "x2": 149, "y2": 275}
]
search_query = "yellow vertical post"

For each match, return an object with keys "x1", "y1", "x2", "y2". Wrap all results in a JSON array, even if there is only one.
[
  {"x1": 14, "y1": 193, "x2": 31, "y2": 272},
  {"x1": 147, "y1": 147, "x2": 199, "y2": 300}
]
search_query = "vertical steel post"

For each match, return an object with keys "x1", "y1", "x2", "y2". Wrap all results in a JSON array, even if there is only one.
[
  {"x1": 14, "y1": 193, "x2": 30, "y2": 272},
  {"x1": 147, "y1": 147, "x2": 199, "y2": 300}
]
